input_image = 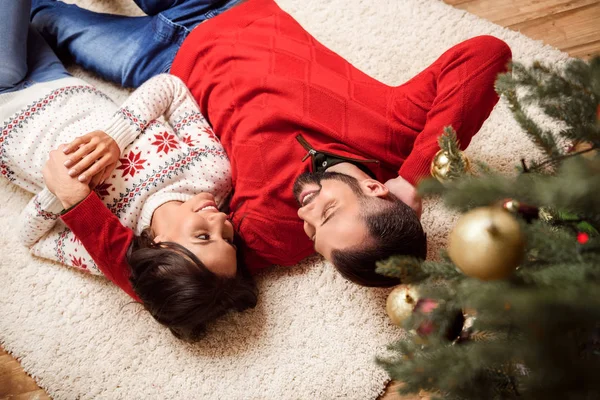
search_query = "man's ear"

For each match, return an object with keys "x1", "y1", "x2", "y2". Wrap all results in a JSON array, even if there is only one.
[{"x1": 359, "y1": 179, "x2": 389, "y2": 198}]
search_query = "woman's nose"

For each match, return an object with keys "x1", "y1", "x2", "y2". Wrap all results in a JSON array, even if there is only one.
[{"x1": 207, "y1": 211, "x2": 227, "y2": 224}]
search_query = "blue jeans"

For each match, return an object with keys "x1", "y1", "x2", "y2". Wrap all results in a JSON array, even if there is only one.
[
  {"x1": 0, "y1": 0, "x2": 70, "y2": 94},
  {"x1": 31, "y1": 0, "x2": 243, "y2": 88}
]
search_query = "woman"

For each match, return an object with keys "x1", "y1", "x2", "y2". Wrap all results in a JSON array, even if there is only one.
[{"x1": 0, "y1": 0, "x2": 256, "y2": 341}]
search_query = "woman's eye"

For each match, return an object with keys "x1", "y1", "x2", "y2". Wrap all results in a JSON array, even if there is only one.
[{"x1": 197, "y1": 234, "x2": 210, "y2": 240}]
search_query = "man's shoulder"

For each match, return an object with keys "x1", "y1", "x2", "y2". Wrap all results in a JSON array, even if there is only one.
[{"x1": 234, "y1": 209, "x2": 314, "y2": 267}]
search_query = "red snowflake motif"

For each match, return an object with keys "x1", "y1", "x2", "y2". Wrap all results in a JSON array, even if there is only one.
[
  {"x1": 70, "y1": 235, "x2": 82, "y2": 246},
  {"x1": 71, "y1": 255, "x2": 88, "y2": 270},
  {"x1": 117, "y1": 151, "x2": 147, "y2": 178},
  {"x1": 202, "y1": 126, "x2": 218, "y2": 142},
  {"x1": 182, "y1": 135, "x2": 197, "y2": 147},
  {"x1": 151, "y1": 131, "x2": 179, "y2": 154},
  {"x1": 94, "y1": 182, "x2": 113, "y2": 198}
]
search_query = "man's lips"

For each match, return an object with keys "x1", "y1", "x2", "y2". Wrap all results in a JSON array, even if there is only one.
[{"x1": 298, "y1": 189, "x2": 319, "y2": 206}]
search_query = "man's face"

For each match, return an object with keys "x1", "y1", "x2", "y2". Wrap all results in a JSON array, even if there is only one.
[{"x1": 293, "y1": 172, "x2": 371, "y2": 260}]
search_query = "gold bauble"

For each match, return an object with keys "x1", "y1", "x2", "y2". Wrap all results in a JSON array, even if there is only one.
[
  {"x1": 386, "y1": 285, "x2": 420, "y2": 326},
  {"x1": 448, "y1": 207, "x2": 525, "y2": 280},
  {"x1": 502, "y1": 199, "x2": 520, "y2": 214},
  {"x1": 569, "y1": 140, "x2": 597, "y2": 159},
  {"x1": 430, "y1": 149, "x2": 471, "y2": 182}
]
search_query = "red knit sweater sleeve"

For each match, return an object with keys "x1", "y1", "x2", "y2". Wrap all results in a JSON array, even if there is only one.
[
  {"x1": 60, "y1": 192, "x2": 140, "y2": 301},
  {"x1": 397, "y1": 36, "x2": 511, "y2": 186}
]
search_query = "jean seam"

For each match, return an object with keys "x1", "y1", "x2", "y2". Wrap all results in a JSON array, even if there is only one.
[{"x1": 154, "y1": 13, "x2": 189, "y2": 45}]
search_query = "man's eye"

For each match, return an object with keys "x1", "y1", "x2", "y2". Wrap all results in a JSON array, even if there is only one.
[
  {"x1": 197, "y1": 234, "x2": 210, "y2": 240},
  {"x1": 322, "y1": 204, "x2": 334, "y2": 220}
]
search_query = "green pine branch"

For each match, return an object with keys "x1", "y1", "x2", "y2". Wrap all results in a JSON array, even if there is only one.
[
  {"x1": 495, "y1": 57, "x2": 600, "y2": 172},
  {"x1": 379, "y1": 57, "x2": 600, "y2": 399}
]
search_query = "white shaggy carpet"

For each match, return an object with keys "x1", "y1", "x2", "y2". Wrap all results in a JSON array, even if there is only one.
[{"x1": 0, "y1": 0, "x2": 568, "y2": 399}]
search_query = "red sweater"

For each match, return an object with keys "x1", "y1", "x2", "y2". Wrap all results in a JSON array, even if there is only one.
[{"x1": 62, "y1": 0, "x2": 511, "y2": 297}]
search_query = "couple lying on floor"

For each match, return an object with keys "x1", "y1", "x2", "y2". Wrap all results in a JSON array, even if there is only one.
[{"x1": 0, "y1": 0, "x2": 511, "y2": 340}]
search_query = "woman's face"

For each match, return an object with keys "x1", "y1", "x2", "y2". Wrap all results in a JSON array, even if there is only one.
[{"x1": 152, "y1": 193, "x2": 237, "y2": 277}]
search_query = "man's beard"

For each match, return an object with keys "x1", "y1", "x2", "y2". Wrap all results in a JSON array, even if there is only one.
[{"x1": 292, "y1": 171, "x2": 363, "y2": 206}]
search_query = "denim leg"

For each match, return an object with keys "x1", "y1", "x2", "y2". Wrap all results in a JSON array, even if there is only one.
[
  {"x1": 133, "y1": 0, "x2": 178, "y2": 16},
  {"x1": 158, "y1": 0, "x2": 245, "y2": 28},
  {"x1": 0, "y1": 0, "x2": 31, "y2": 92},
  {"x1": 25, "y1": 26, "x2": 71, "y2": 85},
  {"x1": 30, "y1": 0, "x2": 244, "y2": 88},
  {"x1": 132, "y1": 0, "x2": 242, "y2": 24},
  {"x1": 31, "y1": 0, "x2": 185, "y2": 88}
]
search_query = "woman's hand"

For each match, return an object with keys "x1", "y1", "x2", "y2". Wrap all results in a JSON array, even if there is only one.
[
  {"x1": 62, "y1": 130, "x2": 120, "y2": 186},
  {"x1": 384, "y1": 176, "x2": 423, "y2": 219}
]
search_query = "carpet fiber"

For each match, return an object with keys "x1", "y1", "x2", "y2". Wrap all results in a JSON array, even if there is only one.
[{"x1": 0, "y1": 0, "x2": 567, "y2": 399}]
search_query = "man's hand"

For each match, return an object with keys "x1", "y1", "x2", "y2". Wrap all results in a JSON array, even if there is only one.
[
  {"x1": 62, "y1": 130, "x2": 120, "y2": 186},
  {"x1": 43, "y1": 145, "x2": 91, "y2": 209},
  {"x1": 384, "y1": 176, "x2": 423, "y2": 218}
]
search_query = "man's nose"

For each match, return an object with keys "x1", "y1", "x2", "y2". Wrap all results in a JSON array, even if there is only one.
[{"x1": 297, "y1": 202, "x2": 316, "y2": 222}]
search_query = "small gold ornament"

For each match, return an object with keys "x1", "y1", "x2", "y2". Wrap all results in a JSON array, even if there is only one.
[
  {"x1": 501, "y1": 198, "x2": 540, "y2": 222},
  {"x1": 448, "y1": 207, "x2": 525, "y2": 280},
  {"x1": 430, "y1": 149, "x2": 471, "y2": 182},
  {"x1": 386, "y1": 285, "x2": 420, "y2": 326},
  {"x1": 569, "y1": 140, "x2": 597, "y2": 159},
  {"x1": 502, "y1": 199, "x2": 520, "y2": 213}
]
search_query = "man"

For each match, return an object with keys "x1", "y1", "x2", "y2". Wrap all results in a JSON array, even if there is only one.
[{"x1": 34, "y1": 0, "x2": 511, "y2": 290}]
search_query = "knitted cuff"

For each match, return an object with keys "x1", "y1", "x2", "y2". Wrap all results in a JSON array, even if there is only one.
[
  {"x1": 104, "y1": 112, "x2": 142, "y2": 153},
  {"x1": 36, "y1": 188, "x2": 64, "y2": 215}
]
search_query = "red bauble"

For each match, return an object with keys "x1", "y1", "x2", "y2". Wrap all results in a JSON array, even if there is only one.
[{"x1": 578, "y1": 232, "x2": 590, "y2": 244}]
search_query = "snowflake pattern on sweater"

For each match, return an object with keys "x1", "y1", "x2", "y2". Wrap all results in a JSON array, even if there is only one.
[{"x1": 0, "y1": 75, "x2": 231, "y2": 275}]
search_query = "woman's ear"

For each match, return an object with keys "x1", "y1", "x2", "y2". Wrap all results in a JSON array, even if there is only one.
[
  {"x1": 153, "y1": 234, "x2": 166, "y2": 244},
  {"x1": 359, "y1": 179, "x2": 389, "y2": 198}
]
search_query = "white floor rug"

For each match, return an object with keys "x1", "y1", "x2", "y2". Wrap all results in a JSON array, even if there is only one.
[{"x1": 0, "y1": 0, "x2": 568, "y2": 399}]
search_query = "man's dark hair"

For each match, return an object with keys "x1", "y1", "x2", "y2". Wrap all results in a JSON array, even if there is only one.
[
  {"x1": 127, "y1": 228, "x2": 258, "y2": 342},
  {"x1": 328, "y1": 177, "x2": 427, "y2": 287}
]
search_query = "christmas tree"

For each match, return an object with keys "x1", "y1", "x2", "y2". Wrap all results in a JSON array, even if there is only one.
[{"x1": 377, "y1": 57, "x2": 600, "y2": 399}]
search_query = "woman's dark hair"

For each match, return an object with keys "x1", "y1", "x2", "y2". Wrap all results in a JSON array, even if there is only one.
[{"x1": 127, "y1": 228, "x2": 258, "y2": 342}]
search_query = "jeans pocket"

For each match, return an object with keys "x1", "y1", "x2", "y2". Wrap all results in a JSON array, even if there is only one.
[{"x1": 153, "y1": 13, "x2": 190, "y2": 46}]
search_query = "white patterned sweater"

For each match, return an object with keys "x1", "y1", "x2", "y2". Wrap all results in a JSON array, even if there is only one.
[{"x1": 0, "y1": 74, "x2": 231, "y2": 274}]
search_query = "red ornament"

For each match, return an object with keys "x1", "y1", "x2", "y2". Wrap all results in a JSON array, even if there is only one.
[
  {"x1": 577, "y1": 232, "x2": 590, "y2": 244},
  {"x1": 414, "y1": 299, "x2": 439, "y2": 337}
]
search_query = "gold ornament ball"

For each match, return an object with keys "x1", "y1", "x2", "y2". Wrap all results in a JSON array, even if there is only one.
[
  {"x1": 386, "y1": 285, "x2": 420, "y2": 326},
  {"x1": 448, "y1": 207, "x2": 525, "y2": 280},
  {"x1": 570, "y1": 140, "x2": 597, "y2": 159},
  {"x1": 430, "y1": 149, "x2": 471, "y2": 182},
  {"x1": 502, "y1": 199, "x2": 520, "y2": 213}
]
